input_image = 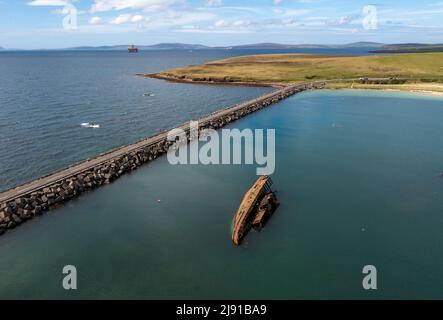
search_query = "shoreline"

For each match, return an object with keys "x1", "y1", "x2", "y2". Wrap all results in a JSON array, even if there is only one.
[
  {"x1": 357, "y1": 88, "x2": 443, "y2": 97},
  {"x1": 2, "y1": 72, "x2": 441, "y2": 236},
  {"x1": 140, "y1": 73, "x2": 288, "y2": 88},
  {"x1": 371, "y1": 88, "x2": 443, "y2": 97},
  {"x1": 144, "y1": 73, "x2": 443, "y2": 97},
  {"x1": 325, "y1": 82, "x2": 443, "y2": 97},
  {"x1": 0, "y1": 81, "x2": 325, "y2": 236}
]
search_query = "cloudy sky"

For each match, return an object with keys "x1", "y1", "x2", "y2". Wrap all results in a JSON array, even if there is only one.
[{"x1": 1, "y1": 0, "x2": 443, "y2": 49}]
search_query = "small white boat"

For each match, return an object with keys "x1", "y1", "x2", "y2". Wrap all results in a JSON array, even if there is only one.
[{"x1": 143, "y1": 92, "x2": 155, "y2": 97}]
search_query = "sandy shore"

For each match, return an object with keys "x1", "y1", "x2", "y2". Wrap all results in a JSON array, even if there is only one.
[
  {"x1": 142, "y1": 73, "x2": 443, "y2": 98},
  {"x1": 385, "y1": 89, "x2": 443, "y2": 97},
  {"x1": 329, "y1": 82, "x2": 443, "y2": 97}
]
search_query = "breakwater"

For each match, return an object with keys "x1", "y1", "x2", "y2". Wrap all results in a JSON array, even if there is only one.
[{"x1": 0, "y1": 81, "x2": 325, "y2": 236}]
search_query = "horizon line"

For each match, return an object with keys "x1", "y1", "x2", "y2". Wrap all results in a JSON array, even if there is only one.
[{"x1": 3, "y1": 41, "x2": 443, "y2": 51}]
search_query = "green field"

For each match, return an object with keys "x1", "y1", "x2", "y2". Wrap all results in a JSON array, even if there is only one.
[
  {"x1": 372, "y1": 44, "x2": 443, "y2": 53},
  {"x1": 159, "y1": 53, "x2": 443, "y2": 85}
]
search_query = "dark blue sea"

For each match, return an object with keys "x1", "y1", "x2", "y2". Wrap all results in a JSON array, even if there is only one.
[{"x1": 2, "y1": 49, "x2": 443, "y2": 299}]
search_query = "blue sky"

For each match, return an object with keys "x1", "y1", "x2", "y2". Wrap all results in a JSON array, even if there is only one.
[{"x1": 1, "y1": 0, "x2": 443, "y2": 49}]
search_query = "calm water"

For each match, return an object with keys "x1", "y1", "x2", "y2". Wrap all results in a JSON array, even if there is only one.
[
  {"x1": 0, "y1": 89, "x2": 442, "y2": 299},
  {"x1": 0, "y1": 50, "x2": 271, "y2": 191},
  {"x1": 0, "y1": 48, "x2": 377, "y2": 191}
]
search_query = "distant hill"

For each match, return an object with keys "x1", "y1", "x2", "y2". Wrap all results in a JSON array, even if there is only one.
[
  {"x1": 383, "y1": 43, "x2": 443, "y2": 49},
  {"x1": 219, "y1": 43, "x2": 313, "y2": 50},
  {"x1": 57, "y1": 42, "x2": 443, "y2": 52},
  {"x1": 218, "y1": 42, "x2": 385, "y2": 50},
  {"x1": 336, "y1": 42, "x2": 385, "y2": 48},
  {"x1": 68, "y1": 43, "x2": 211, "y2": 51},
  {"x1": 66, "y1": 42, "x2": 386, "y2": 51},
  {"x1": 68, "y1": 45, "x2": 127, "y2": 51},
  {"x1": 372, "y1": 43, "x2": 443, "y2": 53},
  {"x1": 146, "y1": 43, "x2": 211, "y2": 50}
]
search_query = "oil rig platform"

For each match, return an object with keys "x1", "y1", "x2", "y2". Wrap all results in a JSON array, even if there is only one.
[{"x1": 128, "y1": 45, "x2": 139, "y2": 53}]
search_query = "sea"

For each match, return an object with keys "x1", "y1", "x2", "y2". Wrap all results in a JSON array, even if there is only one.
[{"x1": 0, "y1": 48, "x2": 442, "y2": 299}]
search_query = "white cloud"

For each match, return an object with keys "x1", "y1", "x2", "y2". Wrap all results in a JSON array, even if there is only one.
[
  {"x1": 162, "y1": 11, "x2": 216, "y2": 25},
  {"x1": 214, "y1": 19, "x2": 228, "y2": 28},
  {"x1": 110, "y1": 14, "x2": 131, "y2": 25},
  {"x1": 109, "y1": 14, "x2": 147, "y2": 25},
  {"x1": 91, "y1": 0, "x2": 176, "y2": 13},
  {"x1": 205, "y1": 0, "x2": 222, "y2": 7},
  {"x1": 214, "y1": 20, "x2": 257, "y2": 29},
  {"x1": 27, "y1": 0, "x2": 70, "y2": 6},
  {"x1": 89, "y1": 16, "x2": 103, "y2": 25},
  {"x1": 131, "y1": 15, "x2": 145, "y2": 23},
  {"x1": 274, "y1": 9, "x2": 310, "y2": 17}
]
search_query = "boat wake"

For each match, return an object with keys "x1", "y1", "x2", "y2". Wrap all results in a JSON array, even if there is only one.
[{"x1": 81, "y1": 122, "x2": 100, "y2": 129}]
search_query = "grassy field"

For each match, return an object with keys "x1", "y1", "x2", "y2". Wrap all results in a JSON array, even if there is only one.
[
  {"x1": 159, "y1": 53, "x2": 443, "y2": 85},
  {"x1": 326, "y1": 82, "x2": 443, "y2": 95}
]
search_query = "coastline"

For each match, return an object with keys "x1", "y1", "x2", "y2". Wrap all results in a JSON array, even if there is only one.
[
  {"x1": 325, "y1": 82, "x2": 443, "y2": 97},
  {"x1": 153, "y1": 52, "x2": 443, "y2": 98},
  {"x1": 140, "y1": 73, "x2": 288, "y2": 89},
  {"x1": 146, "y1": 73, "x2": 443, "y2": 98},
  {"x1": 0, "y1": 81, "x2": 325, "y2": 236},
  {"x1": 2, "y1": 71, "x2": 441, "y2": 236},
  {"x1": 361, "y1": 88, "x2": 443, "y2": 97}
]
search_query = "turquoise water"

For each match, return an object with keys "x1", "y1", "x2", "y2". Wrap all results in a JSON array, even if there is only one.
[
  {"x1": 1, "y1": 90, "x2": 443, "y2": 299},
  {"x1": 0, "y1": 48, "x2": 375, "y2": 191}
]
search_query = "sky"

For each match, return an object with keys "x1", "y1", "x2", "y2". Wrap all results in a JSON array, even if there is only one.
[{"x1": 0, "y1": 0, "x2": 443, "y2": 49}]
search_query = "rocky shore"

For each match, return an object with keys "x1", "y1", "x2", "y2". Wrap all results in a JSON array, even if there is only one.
[
  {"x1": 0, "y1": 81, "x2": 325, "y2": 236},
  {"x1": 140, "y1": 73, "x2": 287, "y2": 88}
]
